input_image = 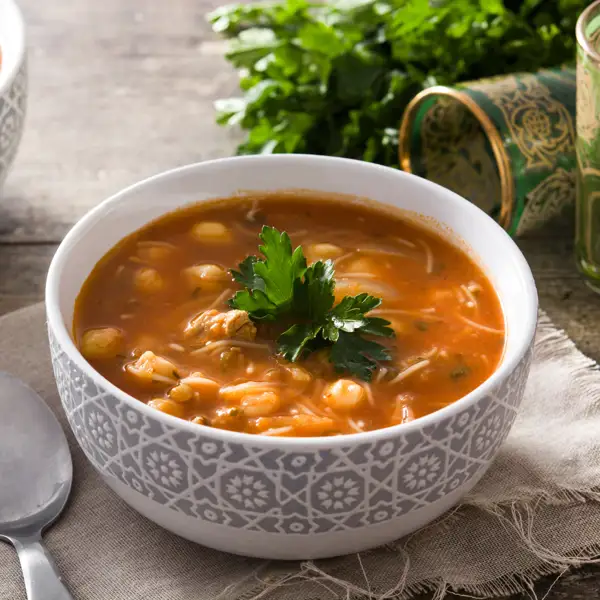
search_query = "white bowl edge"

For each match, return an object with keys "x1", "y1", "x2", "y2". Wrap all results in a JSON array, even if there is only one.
[
  {"x1": 45, "y1": 154, "x2": 539, "y2": 449},
  {"x1": 0, "y1": 0, "x2": 26, "y2": 94}
]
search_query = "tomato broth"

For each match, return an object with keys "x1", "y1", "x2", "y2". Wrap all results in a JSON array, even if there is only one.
[{"x1": 73, "y1": 194, "x2": 505, "y2": 437}]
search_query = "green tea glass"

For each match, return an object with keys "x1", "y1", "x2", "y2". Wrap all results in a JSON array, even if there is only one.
[
  {"x1": 576, "y1": 0, "x2": 600, "y2": 292},
  {"x1": 398, "y1": 70, "x2": 576, "y2": 237}
]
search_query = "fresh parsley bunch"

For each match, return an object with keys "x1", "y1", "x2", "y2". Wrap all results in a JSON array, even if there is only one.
[
  {"x1": 209, "y1": 0, "x2": 586, "y2": 166},
  {"x1": 229, "y1": 226, "x2": 394, "y2": 381}
]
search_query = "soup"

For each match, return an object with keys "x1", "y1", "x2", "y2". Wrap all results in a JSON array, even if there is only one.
[{"x1": 73, "y1": 193, "x2": 505, "y2": 437}]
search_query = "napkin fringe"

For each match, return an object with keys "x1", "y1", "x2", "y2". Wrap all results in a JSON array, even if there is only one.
[
  {"x1": 243, "y1": 538, "x2": 600, "y2": 600},
  {"x1": 239, "y1": 312, "x2": 600, "y2": 600},
  {"x1": 469, "y1": 486, "x2": 600, "y2": 511}
]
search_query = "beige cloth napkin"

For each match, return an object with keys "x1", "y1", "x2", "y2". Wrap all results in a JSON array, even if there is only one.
[{"x1": 2, "y1": 303, "x2": 600, "y2": 600}]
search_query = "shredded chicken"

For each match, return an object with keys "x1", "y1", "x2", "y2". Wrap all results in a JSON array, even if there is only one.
[{"x1": 184, "y1": 309, "x2": 257, "y2": 342}]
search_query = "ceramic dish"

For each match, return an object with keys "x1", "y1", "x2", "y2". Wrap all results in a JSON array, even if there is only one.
[
  {"x1": 0, "y1": 0, "x2": 26, "y2": 189},
  {"x1": 45, "y1": 155, "x2": 537, "y2": 559}
]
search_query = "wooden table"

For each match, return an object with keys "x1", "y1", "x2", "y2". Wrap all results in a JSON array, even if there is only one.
[{"x1": 2, "y1": 0, "x2": 600, "y2": 598}]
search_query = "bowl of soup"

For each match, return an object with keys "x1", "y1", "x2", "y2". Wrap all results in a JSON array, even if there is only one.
[
  {"x1": 46, "y1": 155, "x2": 537, "y2": 559},
  {"x1": 0, "y1": 0, "x2": 26, "y2": 189}
]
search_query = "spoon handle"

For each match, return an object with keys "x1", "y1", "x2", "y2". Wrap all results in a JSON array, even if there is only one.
[{"x1": 13, "y1": 535, "x2": 74, "y2": 600}]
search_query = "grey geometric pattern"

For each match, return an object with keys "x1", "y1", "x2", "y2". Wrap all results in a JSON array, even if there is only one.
[
  {"x1": 0, "y1": 60, "x2": 27, "y2": 188},
  {"x1": 49, "y1": 324, "x2": 533, "y2": 534}
]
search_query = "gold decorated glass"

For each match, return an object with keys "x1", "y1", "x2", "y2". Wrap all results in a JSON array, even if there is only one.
[
  {"x1": 399, "y1": 69, "x2": 576, "y2": 237},
  {"x1": 576, "y1": 0, "x2": 600, "y2": 291}
]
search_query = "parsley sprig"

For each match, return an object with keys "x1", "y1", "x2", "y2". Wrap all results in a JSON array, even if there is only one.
[
  {"x1": 210, "y1": 0, "x2": 585, "y2": 165},
  {"x1": 229, "y1": 226, "x2": 394, "y2": 381}
]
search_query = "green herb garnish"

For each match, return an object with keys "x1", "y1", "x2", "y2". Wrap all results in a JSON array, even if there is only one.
[
  {"x1": 229, "y1": 226, "x2": 394, "y2": 381},
  {"x1": 230, "y1": 227, "x2": 306, "y2": 319},
  {"x1": 209, "y1": 0, "x2": 586, "y2": 164}
]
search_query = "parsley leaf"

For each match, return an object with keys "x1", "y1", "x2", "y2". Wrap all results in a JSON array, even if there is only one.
[
  {"x1": 330, "y1": 331, "x2": 393, "y2": 383},
  {"x1": 326, "y1": 294, "x2": 394, "y2": 379},
  {"x1": 331, "y1": 293, "x2": 381, "y2": 332},
  {"x1": 231, "y1": 256, "x2": 263, "y2": 291},
  {"x1": 293, "y1": 259, "x2": 335, "y2": 319},
  {"x1": 229, "y1": 226, "x2": 306, "y2": 320},
  {"x1": 254, "y1": 226, "x2": 306, "y2": 308},
  {"x1": 278, "y1": 323, "x2": 323, "y2": 362},
  {"x1": 210, "y1": 0, "x2": 585, "y2": 166},
  {"x1": 359, "y1": 317, "x2": 396, "y2": 338},
  {"x1": 228, "y1": 288, "x2": 277, "y2": 321},
  {"x1": 230, "y1": 226, "x2": 394, "y2": 380}
]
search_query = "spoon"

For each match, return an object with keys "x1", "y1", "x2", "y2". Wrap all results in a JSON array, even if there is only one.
[{"x1": 0, "y1": 372, "x2": 74, "y2": 600}]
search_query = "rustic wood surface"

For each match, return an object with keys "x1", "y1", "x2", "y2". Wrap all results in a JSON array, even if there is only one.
[{"x1": 2, "y1": 0, "x2": 600, "y2": 598}]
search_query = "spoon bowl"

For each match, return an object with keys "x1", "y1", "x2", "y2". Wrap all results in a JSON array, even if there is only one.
[{"x1": 0, "y1": 372, "x2": 74, "y2": 599}]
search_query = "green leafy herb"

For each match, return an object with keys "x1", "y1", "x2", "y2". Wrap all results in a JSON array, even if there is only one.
[
  {"x1": 330, "y1": 331, "x2": 393, "y2": 383},
  {"x1": 293, "y1": 259, "x2": 336, "y2": 319},
  {"x1": 229, "y1": 226, "x2": 394, "y2": 380},
  {"x1": 277, "y1": 322, "x2": 323, "y2": 362},
  {"x1": 231, "y1": 256, "x2": 262, "y2": 290},
  {"x1": 209, "y1": 0, "x2": 586, "y2": 165},
  {"x1": 229, "y1": 228, "x2": 306, "y2": 320}
]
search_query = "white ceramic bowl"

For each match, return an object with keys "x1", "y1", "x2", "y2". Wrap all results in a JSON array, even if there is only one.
[
  {"x1": 46, "y1": 156, "x2": 537, "y2": 560},
  {"x1": 0, "y1": 0, "x2": 26, "y2": 188}
]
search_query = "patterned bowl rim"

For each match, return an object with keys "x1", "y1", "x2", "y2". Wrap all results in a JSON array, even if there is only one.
[
  {"x1": 45, "y1": 155, "x2": 538, "y2": 449},
  {"x1": 0, "y1": 0, "x2": 26, "y2": 95}
]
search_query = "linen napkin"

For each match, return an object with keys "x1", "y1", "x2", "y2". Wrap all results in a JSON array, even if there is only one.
[{"x1": 2, "y1": 303, "x2": 600, "y2": 600}]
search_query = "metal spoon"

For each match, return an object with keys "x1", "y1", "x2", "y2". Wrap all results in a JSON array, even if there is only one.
[{"x1": 0, "y1": 372, "x2": 74, "y2": 600}]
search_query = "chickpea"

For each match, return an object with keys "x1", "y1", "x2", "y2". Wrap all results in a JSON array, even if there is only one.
[
  {"x1": 263, "y1": 368, "x2": 283, "y2": 382},
  {"x1": 305, "y1": 243, "x2": 343, "y2": 263},
  {"x1": 191, "y1": 222, "x2": 232, "y2": 243},
  {"x1": 191, "y1": 415, "x2": 211, "y2": 426},
  {"x1": 180, "y1": 373, "x2": 220, "y2": 399},
  {"x1": 80, "y1": 327, "x2": 123, "y2": 360},
  {"x1": 169, "y1": 382, "x2": 194, "y2": 403},
  {"x1": 343, "y1": 257, "x2": 378, "y2": 274},
  {"x1": 283, "y1": 365, "x2": 312, "y2": 390},
  {"x1": 148, "y1": 398, "x2": 186, "y2": 419},
  {"x1": 322, "y1": 379, "x2": 366, "y2": 411},
  {"x1": 241, "y1": 391, "x2": 281, "y2": 417},
  {"x1": 183, "y1": 264, "x2": 229, "y2": 293},
  {"x1": 137, "y1": 245, "x2": 172, "y2": 262},
  {"x1": 134, "y1": 268, "x2": 164, "y2": 294},
  {"x1": 219, "y1": 347, "x2": 244, "y2": 371}
]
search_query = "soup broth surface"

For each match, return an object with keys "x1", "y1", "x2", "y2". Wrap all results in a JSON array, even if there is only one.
[{"x1": 74, "y1": 194, "x2": 505, "y2": 437}]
